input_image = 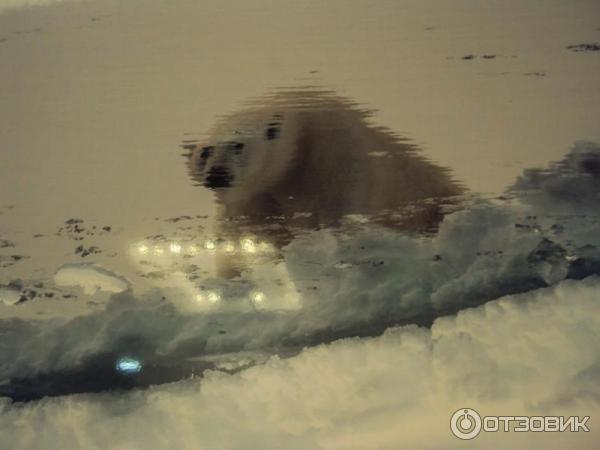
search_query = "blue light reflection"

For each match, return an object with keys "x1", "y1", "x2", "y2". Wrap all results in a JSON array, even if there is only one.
[{"x1": 115, "y1": 357, "x2": 142, "y2": 374}]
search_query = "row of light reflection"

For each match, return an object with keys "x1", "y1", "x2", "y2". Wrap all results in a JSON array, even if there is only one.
[
  {"x1": 196, "y1": 290, "x2": 266, "y2": 306},
  {"x1": 132, "y1": 237, "x2": 270, "y2": 309},
  {"x1": 136, "y1": 237, "x2": 270, "y2": 257}
]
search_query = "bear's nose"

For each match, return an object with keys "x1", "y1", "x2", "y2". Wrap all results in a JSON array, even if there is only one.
[{"x1": 204, "y1": 165, "x2": 233, "y2": 189}]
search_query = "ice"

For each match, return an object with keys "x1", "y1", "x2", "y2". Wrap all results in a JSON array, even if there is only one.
[
  {"x1": 0, "y1": 288, "x2": 20, "y2": 306},
  {"x1": 54, "y1": 264, "x2": 130, "y2": 295}
]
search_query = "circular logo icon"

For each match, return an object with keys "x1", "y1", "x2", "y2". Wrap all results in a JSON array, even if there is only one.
[{"x1": 450, "y1": 408, "x2": 482, "y2": 440}]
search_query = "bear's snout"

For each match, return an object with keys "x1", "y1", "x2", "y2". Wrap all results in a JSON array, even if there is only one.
[{"x1": 204, "y1": 165, "x2": 234, "y2": 189}]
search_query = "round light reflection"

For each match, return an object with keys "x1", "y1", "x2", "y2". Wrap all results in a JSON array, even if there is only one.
[
  {"x1": 116, "y1": 357, "x2": 142, "y2": 374},
  {"x1": 251, "y1": 291, "x2": 266, "y2": 304},
  {"x1": 241, "y1": 238, "x2": 256, "y2": 253},
  {"x1": 207, "y1": 291, "x2": 221, "y2": 303}
]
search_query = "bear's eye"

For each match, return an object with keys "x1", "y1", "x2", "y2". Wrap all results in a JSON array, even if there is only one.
[
  {"x1": 265, "y1": 124, "x2": 280, "y2": 141},
  {"x1": 200, "y1": 146, "x2": 214, "y2": 159},
  {"x1": 225, "y1": 141, "x2": 245, "y2": 155}
]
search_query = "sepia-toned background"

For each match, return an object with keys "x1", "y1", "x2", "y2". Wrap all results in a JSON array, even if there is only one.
[{"x1": 0, "y1": 1, "x2": 599, "y2": 449}]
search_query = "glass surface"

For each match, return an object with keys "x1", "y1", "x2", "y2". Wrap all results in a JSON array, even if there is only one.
[{"x1": 0, "y1": 1, "x2": 599, "y2": 448}]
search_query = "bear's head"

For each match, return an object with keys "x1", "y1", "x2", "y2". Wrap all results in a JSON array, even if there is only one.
[
  {"x1": 184, "y1": 108, "x2": 300, "y2": 204},
  {"x1": 182, "y1": 89, "x2": 465, "y2": 228}
]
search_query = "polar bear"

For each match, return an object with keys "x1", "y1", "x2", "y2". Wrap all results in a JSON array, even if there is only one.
[{"x1": 183, "y1": 89, "x2": 464, "y2": 277}]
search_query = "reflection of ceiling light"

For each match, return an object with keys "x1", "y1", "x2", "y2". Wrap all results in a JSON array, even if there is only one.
[
  {"x1": 258, "y1": 242, "x2": 272, "y2": 252},
  {"x1": 169, "y1": 243, "x2": 182, "y2": 254},
  {"x1": 204, "y1": 240, "x2": 216, "y2": 250},
  {"x1": 196, "y1": 291, "x2": 220, "y2": 304},
  {"x1": 241, "y1": 238, "x2": 256, "y2": 253},
  {"x1": 224, "y1": 242, "x2": 236, "y2": 253},
  {"x1": 115, "y1": 357, "x2": 142, "y2": 374},
  {"x1": 153, "y1": 246, "x2": 164, "y2": 255},
  {"x1": 207, "y1": 291, "x2": 221, "y2": 303},
  {"x1": 138, "y1": 244, "x2": 149, "y2": 255},
  {"x1": 188, "y1": 245, "x2": 199, "y2": 255},
  {"x1": 251, "y1": 291, "x2": 265, "y2": 304}
]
